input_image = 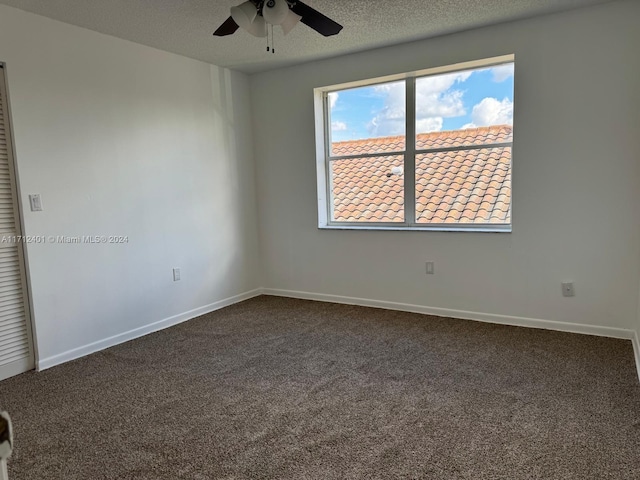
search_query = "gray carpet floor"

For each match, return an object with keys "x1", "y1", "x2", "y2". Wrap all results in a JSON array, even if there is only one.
[{"x1": 1, "y1": 295, "x2": 639, "y2": 479}]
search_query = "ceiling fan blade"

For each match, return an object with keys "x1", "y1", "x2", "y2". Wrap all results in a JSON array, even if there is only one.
[
  {"x1": 213, "y1": 16, "x2": 240, "y2": 36},
  {"x1": 290, "y1": 1, "x2": 343, "y2": 37}
]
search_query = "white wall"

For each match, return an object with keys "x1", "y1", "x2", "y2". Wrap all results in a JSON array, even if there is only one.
[
  {"x1": 0, "y1": 5, "x2": 261, "y2": 366},
  {"x1": 251, "y1": 1, "x2": 640, "y2": 331}
]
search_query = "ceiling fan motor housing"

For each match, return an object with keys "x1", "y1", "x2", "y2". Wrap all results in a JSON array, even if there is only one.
[
  {"x1": 262, "y1": 0, "x2": 290, "y2": 24},
  {"x1": 252, "y1": 0, "x2": 296, "y2": 15}
]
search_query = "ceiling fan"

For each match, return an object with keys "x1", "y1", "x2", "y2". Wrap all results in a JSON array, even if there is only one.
[{"x1": 213, "y1": 0, "x2": 343, "y2": 38}]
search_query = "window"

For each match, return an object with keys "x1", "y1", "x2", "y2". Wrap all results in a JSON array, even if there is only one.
[{"x1": 315, "y1": 55, "x2": 514, "y2": 232}]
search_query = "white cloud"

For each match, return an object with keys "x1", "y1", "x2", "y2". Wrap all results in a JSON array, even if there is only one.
[
  {"x1": 328, "y1": 92, "x2": 339, "y2": 109},
  {"x1": 367, "y1": 72, "x2": 471, "y2": 137},
  {"x1": 416, "y1": 71, "x2": 471, "y2": 116},
  {"x1": 416, "y1": 89, "x2": 466, "y2": 118},
  {"x1": 469, "y1": 97, "x2": 513, "y2": 127},
  {"x1": 331, "y1": 121, "x2": 347, "y2": 131},
  {"x1": 366, "y1": 82, "x2": 406, "y2": 137},
  {"x1": 490, "y1": 64, "x2": 514, "y2": 82},
  {"x1": 416, "y1": 117, "x2": 444, "y2": 133},
  {"x1": 329, "y1": 93, "x2": 347, "y2": 135}
]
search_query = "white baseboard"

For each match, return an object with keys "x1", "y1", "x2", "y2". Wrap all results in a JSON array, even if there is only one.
[
  {"x1": 37, "y1": 288, "x2": 262, "y2": 371},
  {"x1": 262, "y1": 288, "x2": 636, "y2": 340},
  {"x1": 632, "y1": 330, "x2": 640, "y2": 383},
  {"x1": 35, "y1": 286, "x2": 640, "y2": 384}
]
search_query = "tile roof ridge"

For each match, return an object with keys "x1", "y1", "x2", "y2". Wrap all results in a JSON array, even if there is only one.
[
  {"x1": 332, "y1": 135, "x2": 406, "y2": 146},
  {"x1": 416, "y1": 124, "x2": 512, "y2": 138},
  {"x1": 333, "y1": 125, "x2": 513, "y2": 147}
]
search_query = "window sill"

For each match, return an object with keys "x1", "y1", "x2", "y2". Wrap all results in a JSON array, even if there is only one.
[{"x1": 318, "y1": 224, "x2": 512, "y2": 233}]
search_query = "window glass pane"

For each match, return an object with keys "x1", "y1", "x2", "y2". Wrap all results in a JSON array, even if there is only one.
[
  {"x1": 415, "y1": 147, "x2": 511, "y2": 224},
  {"x1": 331, "y1": 155, "x2": 404, "y2": 223},
  {"x1": 415, "y1": 63, "x2": 514, "y2": 148},
  {"x1": 329, "y1": 81, "x2": 405, "y2": 157}
]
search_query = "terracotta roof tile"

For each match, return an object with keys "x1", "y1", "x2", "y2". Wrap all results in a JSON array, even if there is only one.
[{"x1": 331, "y1": 126, "x2": 512, "y2": 224}]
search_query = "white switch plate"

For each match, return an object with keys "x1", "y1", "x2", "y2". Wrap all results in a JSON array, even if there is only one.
[
  {"x1": 425, "y1": 262, "x2": 435, "y2": 275},
  {"x1": 562, "y1": 282, "x2": 575, "y2": 297},
  {"x1": 29, "y1": 194, "x2": 43, "y2": 212},
  {"x1": 173, "y1": 268, "x2": 181, "y2": 282}
]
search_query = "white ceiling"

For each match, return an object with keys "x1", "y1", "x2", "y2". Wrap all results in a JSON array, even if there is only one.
[{"x1": 0, "y1": 0, "x2": 614, "y2": 74}]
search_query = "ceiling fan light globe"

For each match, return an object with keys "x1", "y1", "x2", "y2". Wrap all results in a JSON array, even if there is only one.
[
  {"x1": 281, "y1": 10, "x2": 302, "y2": 35},
  {"x1": 262, "y1": 0, "x2": 290, "y2": 25},
  {"x1": 246, "y1": 15, "x2": 267, "y2": 37},
  {"x1": 230, "y1": 1, "x2": 258, "y2": 31}
]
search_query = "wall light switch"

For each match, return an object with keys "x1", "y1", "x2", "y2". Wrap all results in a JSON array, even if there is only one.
[
  {"x1": 426, "y1": 262, "x2": 435, "y2": 275},
  {"x1": 173, "y1": 268, "x2": 181, "y2": 282},
  {"x1": 29, "y1": 194, "x2": 43, "y2": 212}
]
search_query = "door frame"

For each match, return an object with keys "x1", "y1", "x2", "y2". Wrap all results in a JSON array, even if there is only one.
[{"x1": 0, "y1": 62, "x2": 39, "y2": 377}]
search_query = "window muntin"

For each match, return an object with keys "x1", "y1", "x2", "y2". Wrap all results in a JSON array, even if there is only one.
[{"x1": 321, "y1": 56, "x2": 514, "y2": 231}]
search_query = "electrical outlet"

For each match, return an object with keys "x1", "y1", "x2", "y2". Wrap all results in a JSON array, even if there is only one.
[
  {"x1": 425, "y1": 262, "x2": 435, "y2": 275},
  {"x1": 562, "y1": 282, "x2": 575, "y2": 297},
  {"x1": 173, "y1": 268, "x2": 181, "y2": 282}
]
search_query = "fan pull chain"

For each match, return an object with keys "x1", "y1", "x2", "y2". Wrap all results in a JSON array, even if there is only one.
[{"x1": 265, "y1": 24, "x2": 276, "y2": 54}]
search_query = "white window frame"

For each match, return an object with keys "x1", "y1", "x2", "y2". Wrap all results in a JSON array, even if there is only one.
[{"x1": 314, "y1": 54, "x2": 514, "y2": 233}]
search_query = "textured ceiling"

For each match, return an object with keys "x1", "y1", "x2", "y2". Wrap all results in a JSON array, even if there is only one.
[{"x1": 0, "y1": 0, "x2": 614, "y2": 74}]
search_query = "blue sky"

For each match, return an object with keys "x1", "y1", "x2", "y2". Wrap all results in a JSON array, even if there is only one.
[{"x1": 329, "y1": 63, "x2": 514, "y2": 143}]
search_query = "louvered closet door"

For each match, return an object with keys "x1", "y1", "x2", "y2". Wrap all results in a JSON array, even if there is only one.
[{"x1": 0, "y1": 65, "x2": 34, "y2": 381}]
